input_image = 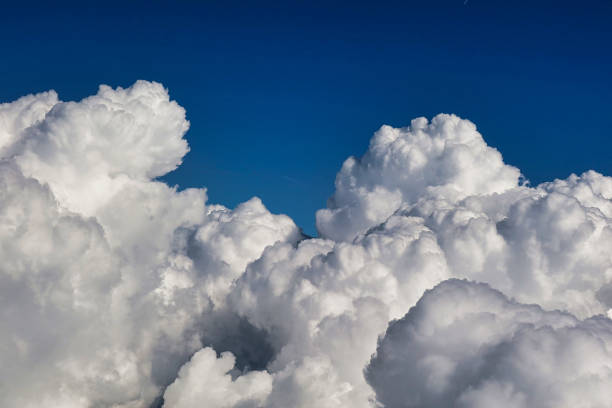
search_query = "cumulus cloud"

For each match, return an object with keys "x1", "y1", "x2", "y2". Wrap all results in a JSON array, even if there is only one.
[
  {"x1": 0, "y1": 90, "x2": 58, "y2": 157},
  {"x1": 14, "y1": 80, "x2": 190, "y2": 215},
  {"x1": 223, "y1": 215, "x2": 449, "y2": 407},
  {"x1": 316, "y1": 115, "x2": 521, "y2": 242},
  {"x1": 401, "y1": 168, "x2": 612, "y2": 318},
  {"x1": 366, "y1": 279, "x2": 612, "y2": 408},
  {"x1": 0, "y1": 81, "x2": 299, "y2": 407},
  {"x1": 162, "y1": 348, "x2": 273, "y2": 408},
  {"x1": 1, "y1": 81, "x2": 611, "y2": 407}
]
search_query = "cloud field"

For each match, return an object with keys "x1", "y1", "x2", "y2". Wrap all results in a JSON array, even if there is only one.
[{"x1": 1, "y1": 81, "x2": 611, "y2": 407}]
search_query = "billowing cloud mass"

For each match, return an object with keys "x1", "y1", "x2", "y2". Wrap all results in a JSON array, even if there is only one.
[
  {"x1": 1, "y1": 81, "x2": 611, "y2": 407},
  {"x1": 366, "y1": 279, "x2": 612, "y2": 408}
]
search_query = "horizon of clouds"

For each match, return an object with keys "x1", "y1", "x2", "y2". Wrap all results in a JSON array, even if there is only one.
[{"x1": 1, "y1": 80, "x2": 612, "y2": 407}]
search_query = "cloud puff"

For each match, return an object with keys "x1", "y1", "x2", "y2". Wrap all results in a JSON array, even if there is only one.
[
  {"x1": 313, "y1": 114, "x2": 612, "y2": 318},
  {"x1": 400, "y1": 169, "x2": 612, "y2": 318},
  {"x1": 0, "y1": 90, "x2": 58, "y2": 157},
  {"x1": 1, "y1": 81, "x2": 611, "y2": 407},
  {"x1": 0, "y1": 81, "x2": 299, "y2": 407},
  {"x1": 162, "y1": 348, "x2": 273, "y2": 408},
  {"x1": 316, "y1": 115, "x2": 521, "y2": 242},
  {"x1": 366, "y1": 279, "x2": 612, "y2": 408},
  {"x1": 13, "y1": 80, "x2": 190, "y2": 215},
  {"x1": 224, "y1": 212, "x2": 450, "y2": 406}
]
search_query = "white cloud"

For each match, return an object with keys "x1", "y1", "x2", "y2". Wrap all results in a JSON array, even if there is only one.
[
  {"x1": 366, "y1": 279, "x2": 612, "y2": 408},
  {"x1": 1, "y1": 82, "x2": 611, "y2": 407},
  {"x1": 13, "y1": 80, "x2": 190, "y2": 216},
  {"x1": 0, "y1": 90, "x2": 58, "y2": 157},
  {"x1": 316, "y1": 115, "x2": 521, "y2": 242},
  {"x1": 162, "y1": 348, "x2": 273, "y2": 408},
  {"x1": 225, "y1": 215, "x2": 450, "y2": 406},
  {"x1": 402, "y1": 170, "x2": 612, "y2": 318},
  {"x1": 0, "y1": 81, "x2": 299, "y2": 407}
]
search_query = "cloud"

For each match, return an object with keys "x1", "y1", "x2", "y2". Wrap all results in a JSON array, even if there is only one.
[
  {"x1": 0, "y1": 90, "x2": 58, "y2": 157},
  {"x1": 366, "y1": 279, "x2": 612, "y2": 408},
  {"x1": 1, "y1": 81, "x2": 611, "y2": 407},
  {"x1": 162, "y1": 348, "x2": 273, "y2": 408},
  {"x1": 403, "y1": 168, "x2": 612, "y2": 318},
  {"x1": 223, "y1": 214, "x2": 450, "y2": 406},
  {"x1": 218, "y1": 116, "x2": 612, "y2": 406},
  {"x1": 316, "y1": 115, "x2": 521, "y2": 242},
  {"x1": 13, "y1": 80, "x2": 190, "y2": 216},
  {"x1": 0, "y1": 81, "x2": 299, "y2": 407}
]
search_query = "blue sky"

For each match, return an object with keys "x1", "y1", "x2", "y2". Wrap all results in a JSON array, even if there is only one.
[{"x1": 1, "y1": 0, "x2": 610, "y2": 235}]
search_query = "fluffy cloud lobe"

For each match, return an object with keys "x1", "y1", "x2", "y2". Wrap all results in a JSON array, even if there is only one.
[
  {"x1": 1, "y1": 81, "x2": 611, "y2": 408},
  {"x1": 366, "y1": 279, "x2": 612, "y2": 408}
]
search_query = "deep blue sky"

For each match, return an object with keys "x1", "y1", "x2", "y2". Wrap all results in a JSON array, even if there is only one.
[{"x1": 1, "y1": 1, "x2": 610, "y2": 235}]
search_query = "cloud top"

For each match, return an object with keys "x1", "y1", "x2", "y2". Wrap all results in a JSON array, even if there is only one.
[
  {"x1": 316, "y1": 115, "x2": 521, "y2": 241},
  {"x1": 10, "y1": 80, "x2": 189, "y2": 214}
]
